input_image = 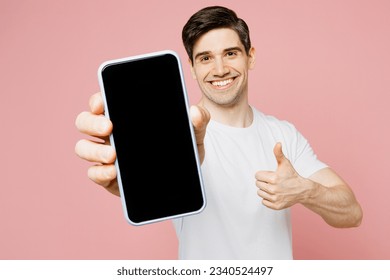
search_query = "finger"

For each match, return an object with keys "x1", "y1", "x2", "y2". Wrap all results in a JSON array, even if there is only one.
[
  {"x1": 75, "y1": 111, "x2": 113, "y2": 137},
  {"x1": 257, "y1": 189, "x2": 276, "y2": 203},
  {"x1": 255, "y1": 180, "x2": 274, "y2": 194},
  {"x1": 87, "y1": 164, "x2": 119, "y2": 196},
  {"x1": 273, "y1": 142, "x2": 286, "y2": 166},
  {"x1": 75, "y1": 139, "x2": 116, "y2": 164},
  {"x1": 261, "y1": 198, "x2": 279, "y2": 210},
  {"x1": 255, "y1": 171, "x2": 277, "y2": 184},
  {"x1": 88, "y1": 164, "x2": 117, "y2": 184},
  {"x1": 89, "y1": 92, "x2": 105, "y2": 115}
]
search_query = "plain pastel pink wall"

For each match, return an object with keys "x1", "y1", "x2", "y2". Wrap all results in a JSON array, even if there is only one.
[{"x1": 1, "y1": 0, "x2": 389, "y2": 259}]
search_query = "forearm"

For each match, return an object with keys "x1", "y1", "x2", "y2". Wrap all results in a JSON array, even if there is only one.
[{"x1": 300, "y1": 178, "x2": 363, "y2": 228}]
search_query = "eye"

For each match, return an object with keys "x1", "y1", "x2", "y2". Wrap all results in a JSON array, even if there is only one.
[
  {"x1": 200, "y1": 56, "x2": 210, "y2": 62},
  {"x1": 226, "y1": 51, "x2": 237, "y2": 57}
]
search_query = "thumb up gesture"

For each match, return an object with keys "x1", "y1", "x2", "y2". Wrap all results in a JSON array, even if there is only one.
[{"x1": 255, "y1": 142, "x2": 308, "y2": 210}]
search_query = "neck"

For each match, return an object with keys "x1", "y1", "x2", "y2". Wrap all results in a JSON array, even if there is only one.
[{"x1": 199, "y1": 98, "x2": 253, "y2": 128}]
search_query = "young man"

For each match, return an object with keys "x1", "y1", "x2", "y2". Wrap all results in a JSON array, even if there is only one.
[{"x1": 75, "y1": 6, "x2": 362, "y2": 259}]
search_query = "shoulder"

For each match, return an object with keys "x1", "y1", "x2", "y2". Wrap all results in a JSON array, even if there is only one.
[
  {"x1": 252, "y1": 107, "x2": 306, "y2": 160},
  {"x1": 252, "y1": 107, "x2": 299, "y2": 135}
]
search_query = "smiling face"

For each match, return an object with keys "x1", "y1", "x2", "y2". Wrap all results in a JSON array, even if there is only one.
[{"x1": 190, "y1": 28, "x2": 255, "y2": 108}]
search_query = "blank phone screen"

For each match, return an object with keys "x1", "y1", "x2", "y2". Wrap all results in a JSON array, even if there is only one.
[{"x1": 99, "y1": 51, "x2": 205, "y2": 225}]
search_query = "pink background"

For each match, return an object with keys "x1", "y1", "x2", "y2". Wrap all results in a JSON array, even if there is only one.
[{"x1": 1, "y1": 0, "x2": 389, "y2": 260}]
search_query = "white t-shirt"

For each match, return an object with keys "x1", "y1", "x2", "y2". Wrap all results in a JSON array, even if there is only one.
[{"x1": 173, "y1": 107, "x2": 327, "y2": 259}]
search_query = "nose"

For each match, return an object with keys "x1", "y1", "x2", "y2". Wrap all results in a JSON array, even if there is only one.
[{"x1": 212, "y1": 57, "x2": 229, "y2": 77}]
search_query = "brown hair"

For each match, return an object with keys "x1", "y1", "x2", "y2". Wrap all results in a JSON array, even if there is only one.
[{"x1": 182, "y1": 6, "x2": 252, "y2": 64}]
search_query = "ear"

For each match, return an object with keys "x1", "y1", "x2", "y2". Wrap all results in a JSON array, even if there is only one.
[
  {"x1": 188, "y1": 58, "x2": 197, "y2": 80},
  {"x1": 248, "y1": 47, "x2": 256, "y2": 70}
]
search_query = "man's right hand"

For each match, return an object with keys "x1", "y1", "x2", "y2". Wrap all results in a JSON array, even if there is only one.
[
  {"x1": 75, "y1": 92, "x2": 120, "y2": 196},
  {"x1": 74, "y1": 93, "x2": 211, "y2": 197}
]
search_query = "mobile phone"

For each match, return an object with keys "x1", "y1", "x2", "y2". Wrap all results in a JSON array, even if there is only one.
[{"x1": 97, "y1": 50, "x2": 206, "y2": 226}]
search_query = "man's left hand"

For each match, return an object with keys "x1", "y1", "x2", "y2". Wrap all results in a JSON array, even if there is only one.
[{"x1": 255, "y1": 142, "x2": 310, "y2": 210}]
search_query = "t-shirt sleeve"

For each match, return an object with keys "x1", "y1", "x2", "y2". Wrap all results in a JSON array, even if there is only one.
[{"x1": 284, "y1": 122, "x2": 328, "y2": 178}]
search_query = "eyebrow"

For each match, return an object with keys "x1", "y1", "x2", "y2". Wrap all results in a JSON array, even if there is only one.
[{"x1": 194, "y1": 46, "x2": 244, "y2": 61}]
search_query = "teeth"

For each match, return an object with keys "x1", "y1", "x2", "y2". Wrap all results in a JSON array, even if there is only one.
[{"x1": 212, "y1": 78, "x2": 233, "y2": 87}]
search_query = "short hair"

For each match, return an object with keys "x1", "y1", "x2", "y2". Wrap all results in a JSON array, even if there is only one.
[{"x1": 182, "y1": 6, "x2": 251, "y2": 64}]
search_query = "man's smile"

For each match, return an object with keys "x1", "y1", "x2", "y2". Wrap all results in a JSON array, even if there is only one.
[{"x1": 209, "y1": 78, "x2": 235, "y2": 90}]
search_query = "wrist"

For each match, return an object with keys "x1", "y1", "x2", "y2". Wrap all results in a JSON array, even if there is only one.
[{"x1": 299, "y1": 177, "x2": 320, "y2": 205}]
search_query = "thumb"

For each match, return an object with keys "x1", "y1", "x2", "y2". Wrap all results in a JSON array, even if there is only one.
[
  {"x1": 190, "y1": 105, "x2": 210, "y2": 133},
  {"x1": 190, "y1": 105, "x2": 210, "y2": 164},
  {"x1": 273, "y1": 142, "x2": 286, "y2": 166}
]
